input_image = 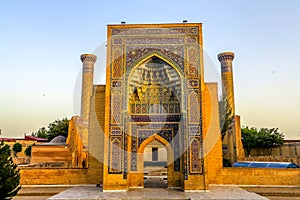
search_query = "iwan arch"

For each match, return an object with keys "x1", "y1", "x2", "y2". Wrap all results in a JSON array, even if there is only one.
[
  {"x1": 125, "y1": 55, "x2": 184, "y2": 188},
  {"x1": 66, "y1": 23, "x2": 244, "y2": 191}
]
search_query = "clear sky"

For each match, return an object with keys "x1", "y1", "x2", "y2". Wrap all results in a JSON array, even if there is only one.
[{"x1": 0, "y1": 0, "x2": 299, "y2": 139}]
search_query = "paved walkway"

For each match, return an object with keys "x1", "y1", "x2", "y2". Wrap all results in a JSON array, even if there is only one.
[
  {"x1": 48, "y1": 185, "x2": 267, "y2": 200},
  {"x1": 241, "y1": 186, "x2": 300, "y2": 200},
  {"x1": 13, "y1": 184, "x2": 300, "y2": 200},
  {"x1": 144, "y1": 177, "x2": 167, "y2": 188},
  {"x1": 12, "y1": 186, "x2": 70, "y2": 200}
]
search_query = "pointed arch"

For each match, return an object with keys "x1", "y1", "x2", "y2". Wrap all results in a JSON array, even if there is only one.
[
  {"x1": 138, "y1": 133, "x2": 172, "y2": 155},
  {"x1": 134, "y1": 133, "x2": 176, "y2": 188},
  {"x1": 136, "y1": 133, "x2": 174, "y2": 170},
  {"x1": 127, "y1": 51, "x2": 184, "y2": 79},
  {"x1": 126, "y1": 53, "x2": 185, "y2": 113}
]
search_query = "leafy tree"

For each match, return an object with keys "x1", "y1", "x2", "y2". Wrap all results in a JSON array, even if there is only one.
[
  {"x1": 241, "y1": 127, "x2": 259, "y2": 156},
  {"x1": 0, "y1": 141, "x2": 21, "y2": 199},
  {"x1": 12, "y1": 143, "x2": 22, "y2": 158},
  {"x1": 219, "y1": 95, "x2": 234, "y2": 141},
  {"x1": 47, "y1": 118, "x2": 69, "y2": 141},
  {"x1": 32, "y1": 127, "x2": 47, "y2": 139},
  {"x1": 31, "y1": 118, "x2": 69, "y2": 141},
  {"x1": 241, "y1": 126, "x2": 284, "y2": 156},
  {"x1": 258, "y1": 128, "x2": 284, "y2": 155},
  {"x1": 24, "y1": 145, "x2": 32, "y2": 157}
]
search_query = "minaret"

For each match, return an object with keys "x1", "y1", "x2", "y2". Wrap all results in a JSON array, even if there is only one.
[
  {"x1": 79, "y1": 53, "x2": 96, "y2": 152},
  {"x1": 218, "y1": 52, "x2": 237, "y2": 162},
  {"x1": 218, "y1": 52, "x2": 235, "y2": 114},
  {"x1": 80, "y1": 54, "x2": 97, "y2": 121}
]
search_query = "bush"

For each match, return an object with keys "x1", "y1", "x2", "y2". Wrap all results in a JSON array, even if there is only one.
[
  {"x1": 0, "y1": 141, "x2": 21, "y2": 199},
  {"x1": 24, "y1": 145, "x2": 32, "y2": 157},
  {"x1": 12, "y1": 143, "x2": 22, "y2": 157},
  {"x1": 223, "y1": 158, "x2": 232, "y2": 167}
]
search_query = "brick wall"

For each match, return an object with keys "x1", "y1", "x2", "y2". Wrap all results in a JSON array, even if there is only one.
[
  {"x1": 20, "y1": 167, "x2": 300, "y2": 186},
  {"x1": 220, "y1": 167, "x2": 300, "y2": 185},
  {"x1": 31, "y1": 145, "x2": 71, "y2": 164},
  {"x1": 250, "y1": 141, "x2": 300, "y2": 158},
  {"x1": 203, "y1": 83, "x2": 223, "y2": 184},
  {"x1": 19, "y1": 168, "x2": 98, "y2": 185},
  {"x1": 88, "y1": 85, "x2": 105, "y2": 184}
]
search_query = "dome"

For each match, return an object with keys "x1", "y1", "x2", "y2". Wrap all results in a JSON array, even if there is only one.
[{"x1": 49, "y1": 135, "x2": 66, "y2": 144}]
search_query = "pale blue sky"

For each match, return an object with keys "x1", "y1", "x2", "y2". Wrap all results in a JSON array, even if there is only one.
[{"x1": 0, "y1": 0, "x2": 299, "y2": 139}]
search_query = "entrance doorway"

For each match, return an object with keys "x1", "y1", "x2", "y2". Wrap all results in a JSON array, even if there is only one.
[
  {"x1": 136, "y1": 134, "x2": 175, "y2": 189},
  {"x1": 143, "y1": 140, "x2": 167, "y2": 188}
]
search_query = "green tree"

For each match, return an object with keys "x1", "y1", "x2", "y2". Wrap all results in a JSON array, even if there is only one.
[
  {"x1": 0, "y1": 141, "x2": 21, "y2": 199},
  {"x1": 24, "y1": 145, "x2": 32, "y2": 157},
  {"x1": 32, "y1": 127, "x2": 47, "y2": 139},
  {"x1": 31, "y1": 118, "x2": 69, "y2": 141},
  {"x1": 219, "y1": 95, "x2": 234, "y2": 141},
  {"x1": 12, "y1": 143, "x2": 22, "y2": 158},
  {"x1": 47, "y1": 118, "x2": 69, "y2": 141},
  {"x1": 241, "y1": 126, "x2": 285, "y2": 156},
  {"x1": 259, "y1": 128, "x2": 284, "y2": 155},
  {"x1": 241, "y1": 127, "x2": 258, "y2": 156}
]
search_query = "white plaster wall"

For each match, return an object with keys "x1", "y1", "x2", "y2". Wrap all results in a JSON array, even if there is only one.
[{"x1": 143, "y1": 143, "x2": 167, "y2": 162}]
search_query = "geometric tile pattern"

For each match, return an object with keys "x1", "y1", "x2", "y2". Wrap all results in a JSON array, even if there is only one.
[
  {"x1": 108, "y1": 136, "x2": 123, "y2": 174},
  {"x1": 107, "y1": 25, "x2": 203, "y2": 179},
  {"x1": 190, "y1": 138, "x2": 203, "y2": 173}
]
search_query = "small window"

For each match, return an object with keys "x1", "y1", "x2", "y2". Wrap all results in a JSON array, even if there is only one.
[{"x1": 152, "y1": 148, "x2": 158, "y2": 161}]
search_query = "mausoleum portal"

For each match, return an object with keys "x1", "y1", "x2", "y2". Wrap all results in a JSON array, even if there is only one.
[{"x1": 103, "y1": 23, "x2": 207, "y2": 191}]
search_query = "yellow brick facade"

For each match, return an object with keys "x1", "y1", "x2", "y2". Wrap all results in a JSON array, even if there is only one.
[
  {"x1": 31, "y1": 146, "x2": 71, "y2": 165},
  {"x1": 220, "y1": 168, "x2": 300, "y2": 185},
  {"x1": 87, "y1": 85, "x2": 106, "y2": 184},
  {"x1": 17, "y1": 23, "x2": 300, "y2": 190},
  {"x1": 20, "y1": 166, "x2": 300, "y2": 186},
  {"x1": 202, "y1": 83, "x2": 223, "y2": 184}
]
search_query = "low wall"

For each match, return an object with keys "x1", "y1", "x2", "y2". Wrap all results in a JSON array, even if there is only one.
[
  {"x1": 20, "y1": 168, "x2": 100, "y2": 185},
  {"x1": 220, "y1": 167, "x2": 300, "y2": 185},
  {"x1": 31, "y1": 145, "x2": 72, "y2": 164},
  {"x1": 250, "y1": 141, "x2": 300, "y2": 157},
  {"x1": 20, "y1": 167, "x2": 300, "y2": 186}
]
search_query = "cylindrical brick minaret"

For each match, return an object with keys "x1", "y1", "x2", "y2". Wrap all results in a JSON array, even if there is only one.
[
  {"x1": 218, "y1": 52, "x2": 235, "y2": 115},
  {"x1": 80, "y1": 54, "x2": 97, "y2": 120},
  {"x1": 218, "y1": 52, "x2": 238, "y2": 163}
]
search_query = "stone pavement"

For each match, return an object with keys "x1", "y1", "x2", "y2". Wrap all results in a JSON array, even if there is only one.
[
  {"x1": 144, "y1": 177, "x2": 167, "y2": 188},
  {"x1": 48, "y1": 185, "x2": 267, "y2": 200},
  {"x1": 12, "y1": 186, "x2": 70, "y2": 200},
  {"x1": 13, "y1": 182, "x2": 300, "y2": 200},
  {"x1": 241, "y1": 186, "x2": 300, "y2": 200}
]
